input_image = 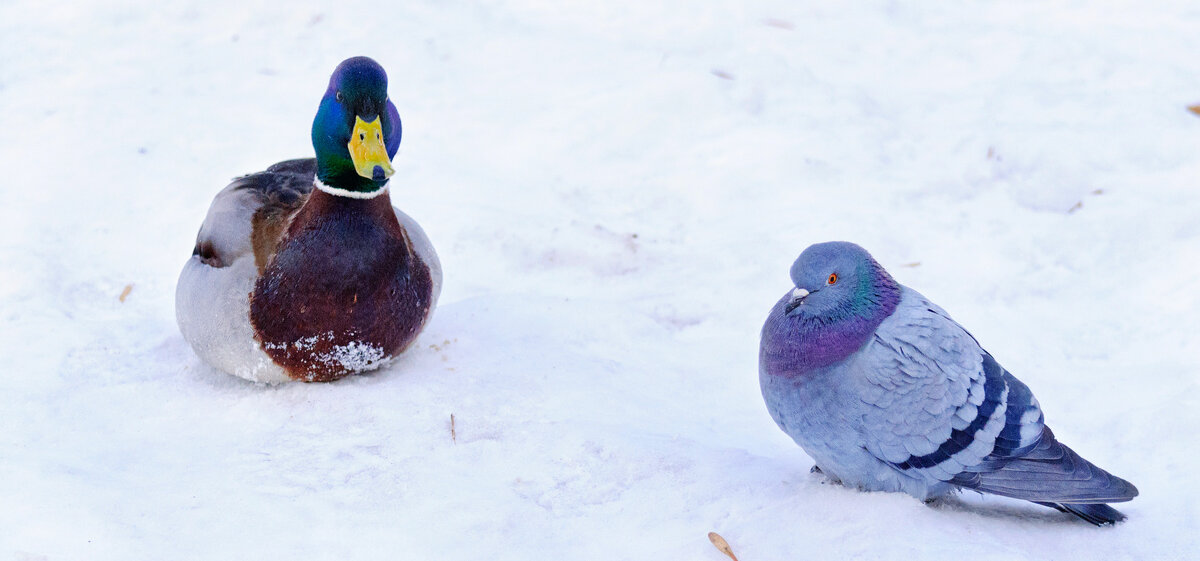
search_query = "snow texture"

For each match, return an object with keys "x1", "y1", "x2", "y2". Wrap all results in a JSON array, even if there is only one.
[{"x1": 2, "y1": 1, "x2": 1198, "y2": 560}]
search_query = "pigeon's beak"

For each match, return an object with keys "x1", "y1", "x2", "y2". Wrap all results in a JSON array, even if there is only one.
[{"x1": 784, "y1": 287, "x2": 810, "y2": 313}]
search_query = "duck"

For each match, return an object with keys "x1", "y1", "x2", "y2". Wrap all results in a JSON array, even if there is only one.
[{"x1": 176, "y1": 56, "x2": 441, "y2": 383}]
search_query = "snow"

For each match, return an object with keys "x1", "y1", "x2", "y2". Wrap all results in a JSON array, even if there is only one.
[{"x1": 2, "y1": 1, "x2": 1199, "y2": 559}]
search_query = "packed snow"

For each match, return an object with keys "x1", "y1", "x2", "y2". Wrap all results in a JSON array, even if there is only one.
[{"x1": 2, "y1": 1, "x2": 1198, "y2": 559}]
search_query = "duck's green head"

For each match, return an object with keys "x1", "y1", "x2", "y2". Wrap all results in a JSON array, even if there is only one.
[{"x1": 312, "y1": 56, "x2": 402, "y2": 194}]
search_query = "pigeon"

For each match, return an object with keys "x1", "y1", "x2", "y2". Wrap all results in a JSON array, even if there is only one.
[{"x1": 759, "y1": 241, "x2": 1138, "y2": 525}]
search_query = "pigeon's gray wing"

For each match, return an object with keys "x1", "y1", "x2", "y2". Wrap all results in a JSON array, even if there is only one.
[
  {"x1": 854, "y1": 289, "x2": 1137, "y2": 520},
  {"x1": 852, "y1": 289, "x2": 1046, "y2": 483}
]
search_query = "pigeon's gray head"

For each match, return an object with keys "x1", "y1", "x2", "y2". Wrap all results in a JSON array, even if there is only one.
[
  {"x1": 761, "y1": 242, "x2": 903, "y2": 376},
  {"x1": 784, "y1": 241, "x2": 900, "y2": 320}
]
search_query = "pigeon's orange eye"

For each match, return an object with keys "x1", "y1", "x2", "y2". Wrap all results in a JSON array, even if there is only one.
[{"x1": 827, "y1": 273, "x2": 838, "y2": 285}]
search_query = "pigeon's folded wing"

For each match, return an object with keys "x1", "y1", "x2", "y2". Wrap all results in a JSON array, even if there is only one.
[{"x1": 851, "y1": 290, "x2": 1045, "y2": 482}]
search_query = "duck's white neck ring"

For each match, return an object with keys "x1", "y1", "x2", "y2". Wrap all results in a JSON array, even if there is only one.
[{"x1": 314, "y1": 178, "x2": 390, "y2": 199}]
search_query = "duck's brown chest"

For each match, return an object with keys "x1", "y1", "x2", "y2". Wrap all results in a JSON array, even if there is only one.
[{"x1": 249, "y1": 191, "x2": 433, "y2": 381}]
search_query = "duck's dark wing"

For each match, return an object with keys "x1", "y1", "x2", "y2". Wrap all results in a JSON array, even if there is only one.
[{"x1": 190, "y1": 158, "x2": 316, "y2": 270}]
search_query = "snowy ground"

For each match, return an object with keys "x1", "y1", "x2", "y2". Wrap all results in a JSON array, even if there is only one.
[{"x1": 2, "y1": 1, "x2": 1199, "y2": 559}]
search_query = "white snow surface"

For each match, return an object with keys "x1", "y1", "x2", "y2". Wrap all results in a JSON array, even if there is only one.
[{"x1": 2, "y1": 1, "x2": 1199, "y2": 559}]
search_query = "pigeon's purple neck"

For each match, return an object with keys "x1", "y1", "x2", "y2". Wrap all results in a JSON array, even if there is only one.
[{"x1": 760, "y1": 261, "x2": 901, "y2": 378}]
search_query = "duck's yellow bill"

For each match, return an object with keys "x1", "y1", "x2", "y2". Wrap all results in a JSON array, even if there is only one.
[{"x1": 348, "y1": 116, "x2": 394, "y2": 180}]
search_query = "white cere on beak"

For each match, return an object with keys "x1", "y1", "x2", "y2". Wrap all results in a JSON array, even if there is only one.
[{"x1": 791, "y1": 288, "x2": 810, "y2": 300}]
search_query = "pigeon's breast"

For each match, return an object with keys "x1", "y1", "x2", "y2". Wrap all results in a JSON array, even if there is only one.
[{"x1": 759, "y1": 296, "x2": 882, "y2": 380}]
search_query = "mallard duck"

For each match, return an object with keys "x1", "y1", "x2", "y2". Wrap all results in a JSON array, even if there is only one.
[{"x1": 176, "y1": 56, "x2": 441, "y2": 383}]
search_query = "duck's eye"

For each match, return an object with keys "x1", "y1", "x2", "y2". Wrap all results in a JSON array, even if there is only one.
[
  {"x1": 336, "y1": 91, "x2": 344, "y2": 103},
  {"x1": 827, "y1": 273, "x2": 838, "y2": 285}
]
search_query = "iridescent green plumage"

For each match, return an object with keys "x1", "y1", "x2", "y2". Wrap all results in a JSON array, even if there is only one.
[{"x1": 311, "y1": 56, "x2": 402, "y2": 193}]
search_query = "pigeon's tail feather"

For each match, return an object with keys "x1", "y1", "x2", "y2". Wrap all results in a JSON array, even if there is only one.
[
  {"x1": 1033, "y1": 501, "x2": 1127, "y2": 526},
  {"x1": 956, "y1": 426, "x2": 1137, "y2": 506}
]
